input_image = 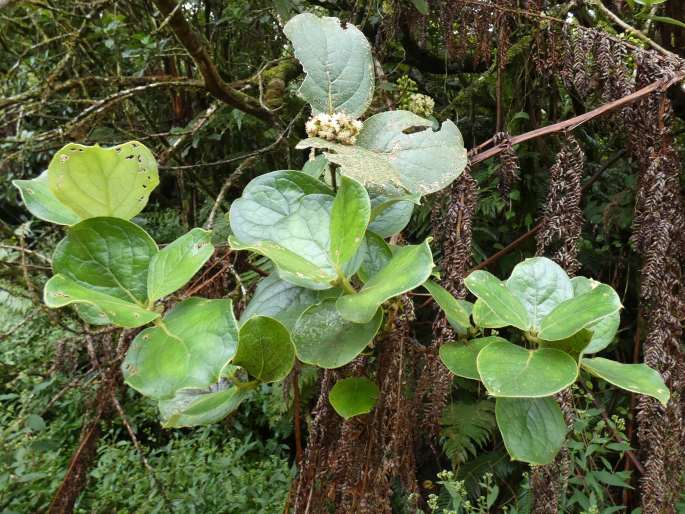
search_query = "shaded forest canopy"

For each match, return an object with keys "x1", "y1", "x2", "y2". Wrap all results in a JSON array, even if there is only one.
[{"x1": 0, "y1": 1, "x2": 684, "y2": 513}]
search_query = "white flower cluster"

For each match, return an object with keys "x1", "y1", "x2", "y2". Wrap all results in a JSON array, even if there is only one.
[
  {"x1": 305, "y1": 112, "x2": 363, "y2": 145},
  {"x1": 408, "y1": 93, "x2": 435, "y2": 118}
]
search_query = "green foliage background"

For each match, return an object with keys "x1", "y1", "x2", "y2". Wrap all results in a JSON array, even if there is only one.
[{"x1": 1, "y1": 0, "x2": 684, "y2": 512}]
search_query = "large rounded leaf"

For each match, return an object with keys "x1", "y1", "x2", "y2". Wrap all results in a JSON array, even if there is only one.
[
  {"x1": 329, "y1": 377, "x2": 379, "y2": 419},
  {"x1": 539, "y1": 284, "x2": 621, "y2": 341},
  {"x1": 581, "y1": 357, "x2": 670, "y2": 406},
  {"x1": 541, "y1": 329, "x2": 593, "y2": 361},
  {"x1": 147, "y1": 228, "x2": 214, "y2": 301},
  {"x1": 336, "y1": 239, "x2": 433, "y2": 324},
  {"x1": 356, "y1": 111, "x2": 467, "y2": 195},
  {"x1": 496, "y1": 397, "x2": 567, "y2": 465},
  {"x1": 47, "y1": 141, "x2": 159, "y2": 220},
  {"x1": 44, "y1": 274, "x2": 159, "y2": 328},
  {"x1": 233, "y1": 316, "x2": 295, "y2": 383},
  {"x1": 423, "y1": 280, "x2": 471, "y2": 332},
  {"x1": 357, "y1": 231, "x2": 392, "y2": 283},
  {"x1": 571, "y1": 277, "x2": 620, "y2": 354},
  {"x1": 465, "y1": 270, "x2": 530, "y2": 331},
  {"x1": 292, "y1": 298, "x2": 382, "y2": 368},
  {"x1": 122, "y1": 298, "x2": 239, "y2": 400},
  {"x1": 330, "y1": 176, "x2": 370, "y2": 272},
  {"x1": 74, "y1": 303, "x2": 110, "y2": 326},
  {"x1": 439, "y1": 336, "x2": 505, "y2": 380},
  {"x1": 297, "y1": 112, "x2": 467, "y2": 195},
  {"x1": 283, "y1": 13, "x2": 374, "y2": 118},
  {"x1": 53, "y1": 217, "x2": 157, "y2": 304},
  {"x1": 240, "y1": 273, "x2": 319, "y2": 329},
  {"x1": 505, "y1": 257, "x2": 573, "y2": 329},
  {"x1": 471, "y1": 299, "x2": 508, "y2": 328},
  {"x1": 477, "y1": 340, "x2": 578, "y2": 397},
  {"x1": 13, "y1": 171, "x2": 80, "y2": 225},
  {"x1": 159, "y1": 382, "x2": 250, "y2": 428},
  {"x1": 367, "y1": 187, "x2": 416, "y2": 238},
  {"x1": 229, "y1": 171, "x2": 337, "y2": 289}
]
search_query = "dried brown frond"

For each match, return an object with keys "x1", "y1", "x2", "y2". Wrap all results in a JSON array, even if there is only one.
[
  {"x1": 493, "y1": 132, "x2": 519, "y2": 199},
  {"x1": 536, "y1": 134, "x2": 585, "y2": 276}
]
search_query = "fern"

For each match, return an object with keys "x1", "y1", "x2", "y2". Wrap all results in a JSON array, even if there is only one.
[
  {"x1": 0, "y1": 284, "x2": 33, "y2": 331},
  {"x1": 440, "y1": 400, "x2": 497, "y2": 466},
  {"x1": 456, "y1": 449, "x2": 518, "y2": 497}
]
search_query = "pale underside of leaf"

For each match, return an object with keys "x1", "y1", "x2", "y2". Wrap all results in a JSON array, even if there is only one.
[{"x1": 283, "y1": 13, "x2": 374, "y2": 117}]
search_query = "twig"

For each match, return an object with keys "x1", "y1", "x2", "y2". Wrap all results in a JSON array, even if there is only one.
[
  {"x1": 204, "y1": 156, "x2": 257, "y2": 229},
  {"x1": 33, "y1": 80, "x2": 205, "y2": 143},
  {"x1": 591, "y1": 0, "x2": 678, "y2": 60},
  {"x1": 0, "y1": 309, "x2": 38, "y2": 341},
  {"x1": 470, "y1": 149, "x2": 626, "y2": 271},
  {"x1": 110, "y1": 393, "x2": 176, "y2": 513},
  {"x1": 0, "y1": 243, "x2": 51, "y2": 263},
  {"x1": 151, "y1": 0, "x2": 273, "y2": 121},
  {"x1": 157, "y1": 101, "x2": 220, "y2": 166},
  {"x1": 588, "y1": 390, "x2": 645, "y2": 475},
  {"x1": 161, "y1": 107, "x2": 304, "y2": 171},
  {"x1": 469, "y1": 73, "x2": 685, "y2": 165},
  {"x1": 292, "y1": 365, "x2": 304, "y2": 465}
]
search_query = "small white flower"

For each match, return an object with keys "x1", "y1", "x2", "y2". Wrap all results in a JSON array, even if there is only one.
[{"x1": 305, "y1": 111, "x2": 363, "y2": 145}]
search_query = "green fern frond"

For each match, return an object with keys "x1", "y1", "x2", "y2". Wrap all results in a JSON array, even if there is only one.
[
  {"x1": 440, "y1": 400, "x2": 497, "y2": 466},
  {"x1": 0, "y1": 280, "x2": 34, "y2": 331}
]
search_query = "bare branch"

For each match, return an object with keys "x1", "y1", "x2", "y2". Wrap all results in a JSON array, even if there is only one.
[
  {"x1": 591, "y1": 0, "x2": 678, "y2": 60},
  {"x1": 151, "y1": 0, "x2": 274, "y2": 122},
  {"x1": 469, "y1": 72, "x2": 685, "y2": 165}
]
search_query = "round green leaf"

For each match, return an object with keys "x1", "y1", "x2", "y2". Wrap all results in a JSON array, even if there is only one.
[
  {"x1": 298, "y1": 112, "x2": 467, "y2": 195},
  {"x1": 541, "y1": 329, "x2": 593, "y2": 361},
  {"x1": 336, "y1": 239, "x2": 433, "y2": 324},
  {"x1": 439, "y1": 336, "x2": 505, "y2": 380},
  {"x1": 283, "y1": 13, "x2": 374, "y2": 118},
  {"x1": 53, "y1": 217, "x2": 157, "y2": 304},
  {"x1": 47, "y1": 141, "x2": 159, "y2": 220},
  {"x1": 122, "y1": 298, "x2": 239, "y2": 400},
  {"x1": 581, "y1": 357, "x2": 670, "y2": 406},
  {"x1": 229, "y1": 171, "x2": 337, "y2": 289},
  {"x1": 356, "y1": 111, "x2": 467, "y2": 195},
  {"x1": 240, "y1": 273, "x2": 319, "y2": 329},
  {"x1": 329, "y1": 377, "x2": 379, "y2": 419},
  {"x1": 74, "y1": 303, "x2": 110, "y2": 326},
  {"x1": 505, "y1": 257, "x2": 573, "y2": 329},
  {"x1": 496, "y1": 397, "x2": 567, "y2": 465},
  {"x1": 471, "y1": 299, "x2": 508, "y2": 328},
  {"x1": 465, "y1": 270, "x2": 530, "y2": 331},
  {"x1": 301, "y1": 154, "x2": 328, "y2": 179},
  {"x1": 477, "y1": 340, "x2": 578, "y2": 397},
  {"x1": 367, "y1": 187, "x2": 416, "y2": 238},
  {"x1": 423, "y1": 280, "x2": 471, "y2": 331},
  {"x1": 570, "y1": 277, "x2": 620, "y2": 353},
  {"x1": 357, "y1": 231, "x2": 392, "y2": 283},
  {"x1": 233, "y1": 316, "x2": 295, "y2": 383},
  {"x1": 159, "y1": 383, "x2": 250, "y2": 428},
  {"x1": 44, "y1": 274, "x2": 159, "y2": 328},
  {"x1": 330, "y1": 175, "x2": 370, "y2": 272},
  {"x1": 147, "y1": 228, "x2": 214, "y2": 301},
  {"x1": 13, "y1": 171, "x2": 80, "y2": 225},
  {"x1": 293, "y1": 298, "x2": 382, "y2": 368},
  {"x1": 539, "y1": 283, "x2": 621, "y2": 341}
]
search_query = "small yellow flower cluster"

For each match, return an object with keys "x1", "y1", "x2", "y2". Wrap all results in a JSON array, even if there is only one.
[
  {"x1": 407, "y1": 93, "x2": 435, "y2": 118},
  {"x1": 305, "y1": 112, "x2": 363, "y2": 145}
]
